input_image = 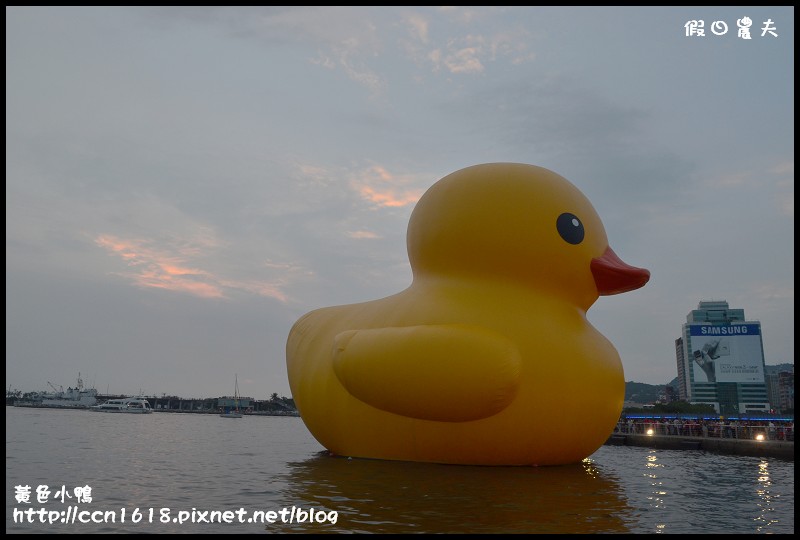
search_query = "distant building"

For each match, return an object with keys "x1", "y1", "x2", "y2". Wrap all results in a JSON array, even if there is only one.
[
  {"x1": 766, "y1": 369, "x2": 794, "y2": 413},
  {"x1": 218, "y1": 396, "x2": 253, "y2": 409},
  {"x1": 675, "y1": 300, "x2": 769, "y2": 415}
]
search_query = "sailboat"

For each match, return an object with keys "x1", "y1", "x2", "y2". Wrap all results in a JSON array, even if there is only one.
[{"x1": 220, "y1": 374, "x2": 244, "y2": 418}]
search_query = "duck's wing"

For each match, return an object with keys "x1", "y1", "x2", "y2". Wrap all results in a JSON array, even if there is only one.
[{"x1": 332, "y1": 324, "x2": 521, "y2": 422}]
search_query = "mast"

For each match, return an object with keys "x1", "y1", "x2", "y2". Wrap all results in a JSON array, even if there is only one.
[{"x1": 235, "y1": 374, "x2": 239, "y2": 409}]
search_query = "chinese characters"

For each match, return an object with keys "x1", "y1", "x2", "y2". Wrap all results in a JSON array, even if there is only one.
[
  {"x1": 15, "y1": 485, "x2": 93, "y2": 504},
  {"x1": 684, "y1": 18, "x2": 779, "y2": 38}
]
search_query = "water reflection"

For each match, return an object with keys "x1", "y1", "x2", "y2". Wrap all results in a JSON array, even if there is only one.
[
  {"x1": 275, "y1": 452, "x2": 635, "y2": 533},
  {"x1": 754, "y1": 459, "x2": 778, "y2": 532},
  {"x1": 644, "y1": 449, "x2": 667, "y2": 533}
]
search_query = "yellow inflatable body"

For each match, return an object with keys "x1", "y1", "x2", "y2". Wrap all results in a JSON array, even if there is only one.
[{"x1": 287, "y1": 163, "x2": 650, "y2": 466}]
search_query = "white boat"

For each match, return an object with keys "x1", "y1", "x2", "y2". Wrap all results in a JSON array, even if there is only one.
[
  {"x1": 91, "y1": 397, "x2": 153, "y2": 414},
  {"x1": 220, "y1": 375, "x2": 244, "y2": 418},
  {"x1": 14, "y1": 373, "x2": 99, "y2": 409}
]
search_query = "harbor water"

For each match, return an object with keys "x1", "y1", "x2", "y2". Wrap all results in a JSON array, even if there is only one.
[{"x1": 5, "y1": 406, "x2": 794, "y2": 534}]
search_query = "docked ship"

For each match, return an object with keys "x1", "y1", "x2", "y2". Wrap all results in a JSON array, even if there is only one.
[{"x1": 14, "y1": 373, "x2": 98, "y2": 409}]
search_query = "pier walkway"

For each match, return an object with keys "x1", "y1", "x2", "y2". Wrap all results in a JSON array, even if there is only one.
[
  {"x1": 605, "y1": 418, "x2": 794, "y2": 460},
  {"x1": 605, "y1": 432, "x2": 793, "y2": 460}
]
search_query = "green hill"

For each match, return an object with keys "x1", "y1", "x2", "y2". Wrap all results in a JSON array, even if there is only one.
[
  {"x1": 765, "y1": 363, "x2": 794, "y2": 374},
  {"x1": 625, "y1": 381, "x2": 665, "y2": 403},
  {"x1": 625, "y1": 364, "x2": 792, "y2": 404}
]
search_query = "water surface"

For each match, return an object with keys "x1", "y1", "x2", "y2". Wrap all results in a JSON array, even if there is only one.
[{"x1": 5, "y1": 407, "x2": 793, "y2": 533}]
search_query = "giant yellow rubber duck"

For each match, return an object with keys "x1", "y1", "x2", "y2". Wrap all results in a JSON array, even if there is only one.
[{"x1": 286, "y1": 163, "x2": 650, "y2": 466}]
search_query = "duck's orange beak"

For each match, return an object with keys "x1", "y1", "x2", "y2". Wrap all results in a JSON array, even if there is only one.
[{"x1": 591, "y1": 246, "x2": 650, "y2": 296}]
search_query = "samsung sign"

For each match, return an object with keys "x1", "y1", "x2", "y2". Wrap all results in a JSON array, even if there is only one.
[
  {"x1": 688, "y1": 324, "x2": 764, "y2": 384},
  {"x1": 689, "y1": 324, "x2": 760, "y2": 337}
]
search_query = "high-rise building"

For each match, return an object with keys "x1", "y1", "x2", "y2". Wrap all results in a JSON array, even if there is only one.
[
  {"x1": 766, "y1": 368, "x2": 795, "y2": 413},
  {"x1": 675, "y1": 300, "x2": 769, "y2": 415}
]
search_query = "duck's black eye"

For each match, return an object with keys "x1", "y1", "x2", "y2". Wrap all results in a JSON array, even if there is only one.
[{"x1": 556, "y1": 213, "x2": 584, "y2": 245}]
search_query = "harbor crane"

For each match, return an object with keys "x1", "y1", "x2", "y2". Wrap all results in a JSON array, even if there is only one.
[{"x1": 47, "y1": 382, "x2": 63, "y2": 394}]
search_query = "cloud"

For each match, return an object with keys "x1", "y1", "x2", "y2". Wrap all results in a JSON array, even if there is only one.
[
  {"x1": 770, "y1": 161, "x2": 793, "y2": 176},
  {"x1": 769, "y1": 160, "x2": 794, "y2": 217},
  {"x1": 405, "y1": 13, "x2": 430, "y2": 44},
  {"x1": 95, "y1": 235, "x2": 222, "y2": 298},
  {"x1": 399, "y1": 8, "x2": 535, "y2": 75},
  {"x1": 147, "y1": 7, "x2": 538, "y2": 97},
  {"x1": 95, "y1": 234, "x2": 293, "y2": 302},
  {"x1": 349, "y1": 165, "x2": 426, "y2": 208},
  {"x1": 442, "y1": 37, "x2": 486, "y2": 74},
  {"x1": 348, "y1": 230, "x2": 381, "y2": 239},
  {"x1": 775, "y1": 196, "x2": 793, "y2": 218}
]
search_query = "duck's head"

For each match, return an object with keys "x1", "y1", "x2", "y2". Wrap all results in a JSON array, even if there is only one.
[{"x1": 407, "y1": 163, "x2": 650, "y2": 309}]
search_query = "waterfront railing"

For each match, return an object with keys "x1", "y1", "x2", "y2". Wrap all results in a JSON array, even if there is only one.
[{"x1": 615, "y1": 420, "x2": 794, "y2": 442}]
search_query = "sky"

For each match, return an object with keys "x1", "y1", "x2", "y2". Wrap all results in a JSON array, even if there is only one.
[{"x1": 6, "y1": 6, "x2": 794, "y2": 400}]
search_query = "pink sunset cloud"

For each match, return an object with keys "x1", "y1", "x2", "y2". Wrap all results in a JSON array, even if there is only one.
[{"x1": 95, "y1": 234, "x2": 290, "y2": 302}]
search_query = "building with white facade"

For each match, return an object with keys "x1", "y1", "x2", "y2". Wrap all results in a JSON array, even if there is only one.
[{"x1": 675, "y1": 300, "x2": 769, "y2": 415}]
